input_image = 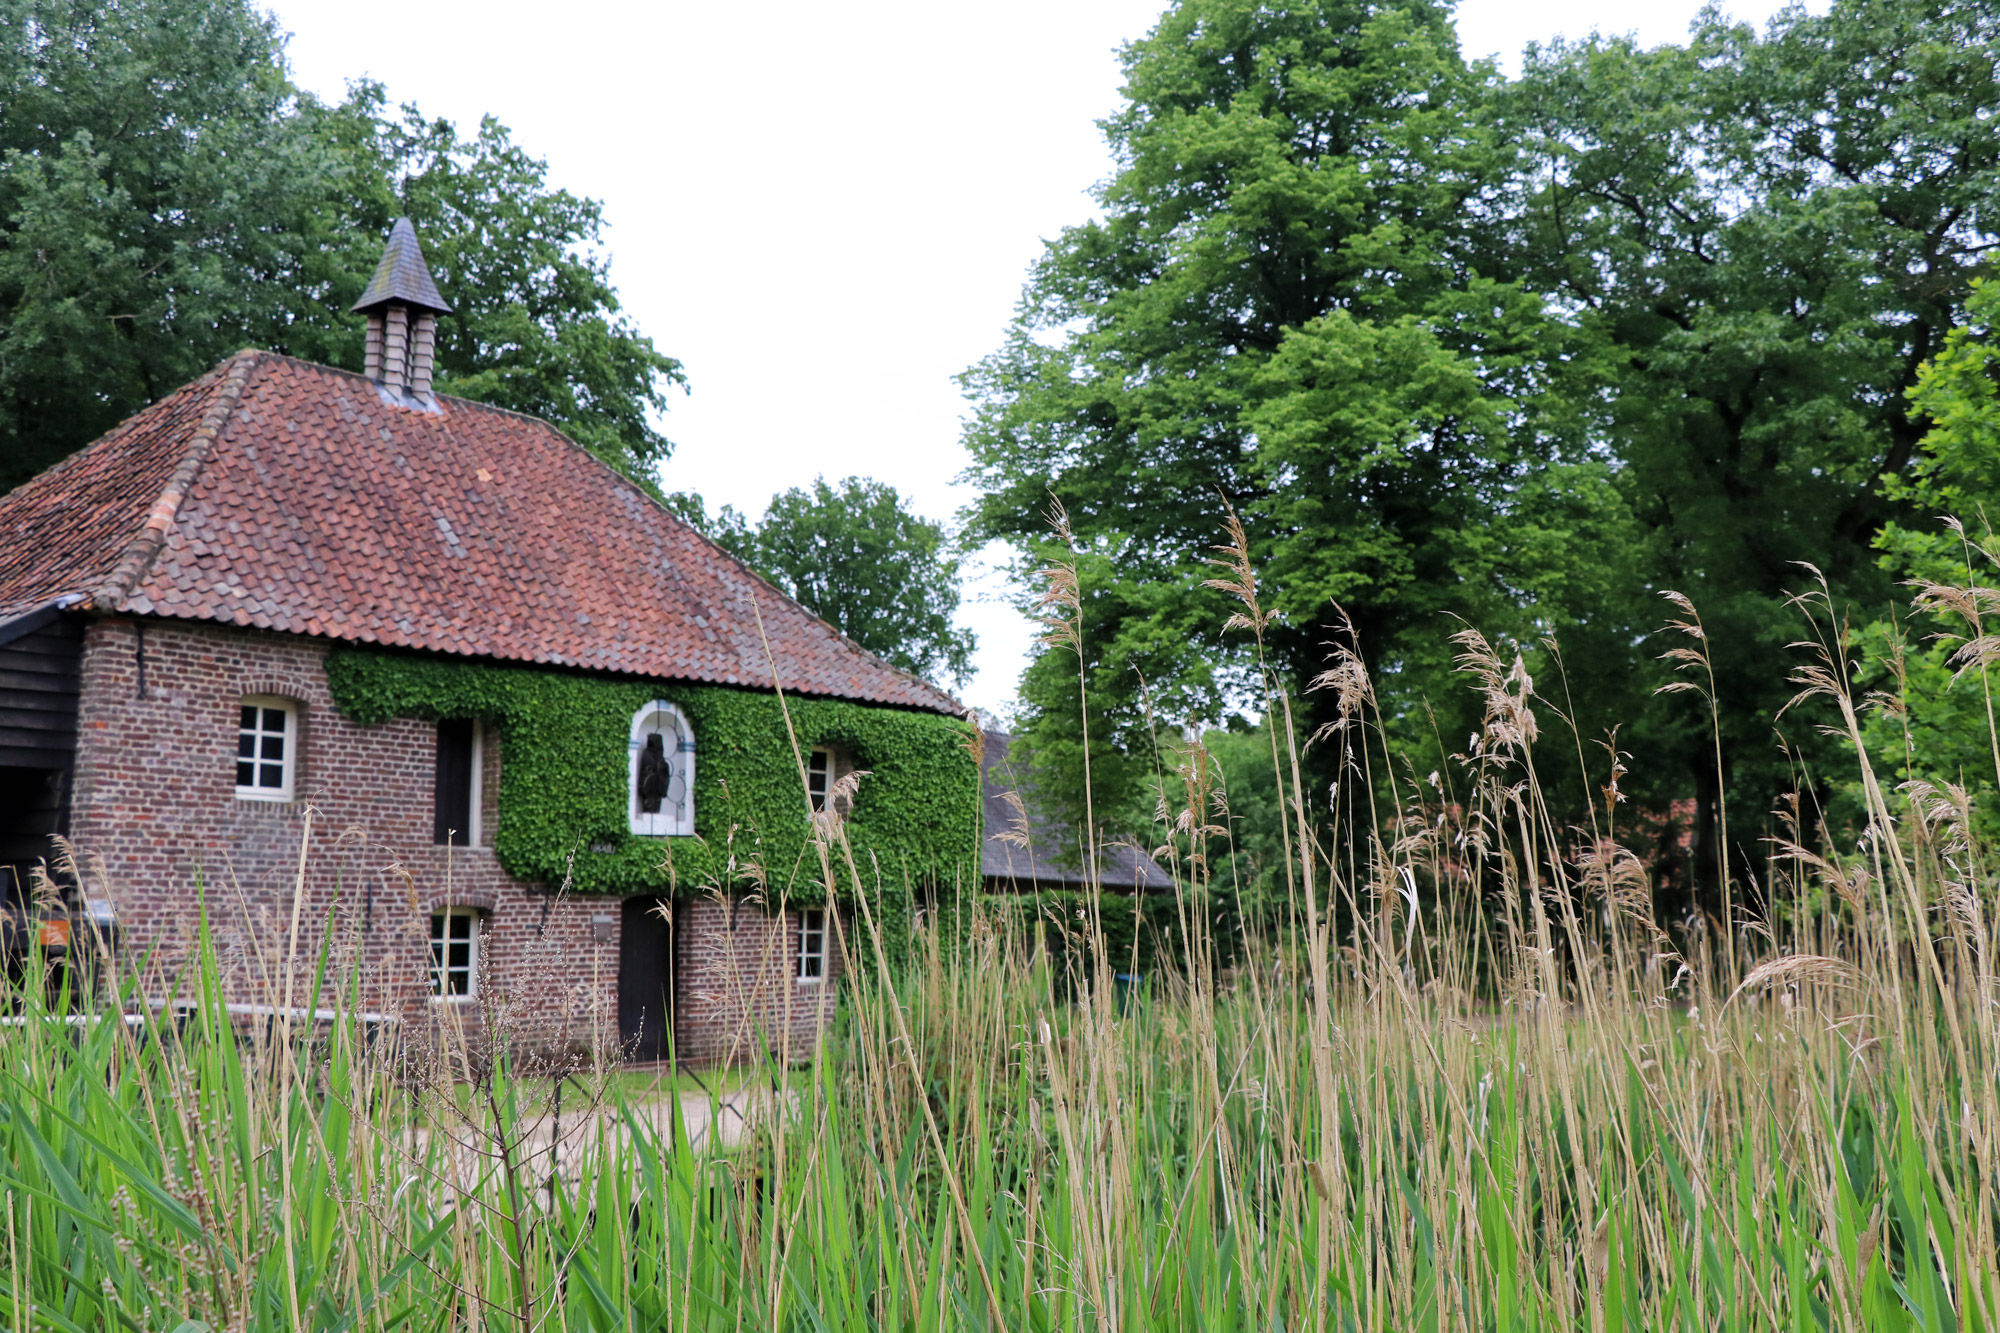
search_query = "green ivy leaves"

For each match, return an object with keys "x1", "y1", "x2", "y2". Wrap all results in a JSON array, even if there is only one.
[{"x1": 324, "y1": 650, "x2": 981, "y2": 910}]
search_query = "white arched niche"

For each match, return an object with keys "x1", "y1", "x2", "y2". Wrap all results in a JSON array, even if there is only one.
[{"x1": 628, "y1": 700, "x2": 695, "y2": 836}]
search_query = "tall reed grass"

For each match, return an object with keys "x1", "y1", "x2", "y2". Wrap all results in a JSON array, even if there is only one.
[{"x1": 1, "y1": 543, "x2": 1996, "y2": 1331}]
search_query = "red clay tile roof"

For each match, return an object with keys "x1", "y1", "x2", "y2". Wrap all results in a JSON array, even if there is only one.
[{"x1": 0, "y1": 350, "x2": 963, "y2": 714}]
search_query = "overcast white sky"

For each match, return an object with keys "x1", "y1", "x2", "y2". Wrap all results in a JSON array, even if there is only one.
[{"x1": 261, "y1": 0, "x2": 1825, "y2": 717}]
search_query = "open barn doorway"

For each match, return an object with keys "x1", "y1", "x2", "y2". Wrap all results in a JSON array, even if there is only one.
[{"x1": 617, "y1": 896, "x2": 675, "y2": 1064}]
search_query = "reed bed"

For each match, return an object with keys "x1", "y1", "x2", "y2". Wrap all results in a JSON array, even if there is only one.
[{"x1": 2, "y1": 567, "x2": 1997, "y2": 1331}]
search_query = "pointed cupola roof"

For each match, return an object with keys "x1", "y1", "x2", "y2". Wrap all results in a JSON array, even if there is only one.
[{"x1": 351, "y1": 217, "x2": 452, "y2": 314}]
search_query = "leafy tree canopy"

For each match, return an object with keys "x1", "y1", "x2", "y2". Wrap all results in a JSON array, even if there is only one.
[
  {"x1": 0, "y1": 0, "x2": 682, "y2": 494},
  {"x1": 1502, "y1": 0, "x2": 1999, "y2": 888},
  {"x1": 1858, "y1": 279, "x2": 2000, "y2": 831},
  {"x1": 964, "y1": 0, "x2": 2000, "y2": 902},
  {"x1": 687, "y1": 477, "x2": 977, "y2": 691}
]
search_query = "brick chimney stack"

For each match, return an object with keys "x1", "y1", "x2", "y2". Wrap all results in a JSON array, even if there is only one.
[{"x1": 351, "y1": 218, "x2": 452, "y2": 406}]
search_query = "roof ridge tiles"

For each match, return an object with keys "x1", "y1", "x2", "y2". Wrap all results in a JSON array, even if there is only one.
[{"x1": 90, "y1": 348, "x2": 263, "y2": 613}]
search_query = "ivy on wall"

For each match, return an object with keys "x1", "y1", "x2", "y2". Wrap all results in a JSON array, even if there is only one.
[{"x1": 324, "y1": 650, "x2": 981, "y2": 913}]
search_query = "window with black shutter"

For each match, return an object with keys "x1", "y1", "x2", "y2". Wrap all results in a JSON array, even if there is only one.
[
  {"x1": 434, "y1": 719, "x2": 479, "y2": 846},
  {"x1": 807, "y1": 749, "x2": 830, "y2": 811}
]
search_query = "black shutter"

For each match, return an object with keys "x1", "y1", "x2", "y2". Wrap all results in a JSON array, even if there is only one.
[{"x1": 434, "y1": 719, "x2": 474, "y2": 846}]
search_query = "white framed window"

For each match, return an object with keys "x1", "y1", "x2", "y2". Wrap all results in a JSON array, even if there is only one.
[
  {"x1": 797, "y1": 907, "x2": 827, "y2": 982},
  {"x1": 235, "y1": 697, "x2": 296, "y2": 801},
  {"x1": 807, "y1": 746, "x2": 854, "y2": 816},
  {"x1": 430, "y1": 909, "x2": 482, "y2": 1000},
  {"x1": 628, "y1": 701, "x2": 695, "y2": 837}
]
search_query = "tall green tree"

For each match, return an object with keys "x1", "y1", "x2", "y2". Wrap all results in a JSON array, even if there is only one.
[
  {"x1": 711, "y1": 477, "x2": 977, "y2": 689},
  {"x1": 961, "y1": 0, "x2": 1624, "y2": 845},
  {"x1": 1502, "y1": 0, "x2": 1999, "y2": 893},
  {"x1": 1858, "y1": 279, "x2": 2000, "y2": 825},
  {"x1": 0, "y1": 0, "x2": 320, "y2": 488},
  {"x1": 0, "y1": 0, "x2": 682, "y2": 494},
  {"x1": 966, "y1": 0, "x2": 2000, "y2": 904}
]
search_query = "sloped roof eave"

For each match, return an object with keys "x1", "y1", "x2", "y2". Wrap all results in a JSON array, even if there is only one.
[{"x1": 978, "y1": 730, "x2": 1170, "y2": 891}]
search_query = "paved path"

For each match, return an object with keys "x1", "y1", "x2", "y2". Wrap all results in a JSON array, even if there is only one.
[{"x1": 401, "y1": 1088, "x2": 793, "y2": 1192}]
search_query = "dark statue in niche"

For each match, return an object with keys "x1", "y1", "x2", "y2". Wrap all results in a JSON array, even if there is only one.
[{"x1": 637, "y1": 732, "x2": 671, "y2": 813}]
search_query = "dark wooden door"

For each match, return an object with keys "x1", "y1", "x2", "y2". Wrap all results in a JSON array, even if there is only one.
[{"x1": 617, "y1": 896, "x2": 674, "y2": 1063}]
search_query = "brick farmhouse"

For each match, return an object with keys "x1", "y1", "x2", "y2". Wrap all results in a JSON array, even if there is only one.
[{"x1": 0, "y1": 221, "x2": 972, "y2": 1065}]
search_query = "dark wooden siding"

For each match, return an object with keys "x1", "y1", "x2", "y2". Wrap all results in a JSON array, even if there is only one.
[{"x1": 0, "y1": 609, "x2": 83, "y2": 892}]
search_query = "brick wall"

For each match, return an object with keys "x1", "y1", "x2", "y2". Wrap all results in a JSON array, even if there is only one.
[
  {"x1": 65, "y1": 617, "x2": 841, "y2": 1064},
  {"x1": 670, "y1": 894, "x2": 843, "y2": 1065}
]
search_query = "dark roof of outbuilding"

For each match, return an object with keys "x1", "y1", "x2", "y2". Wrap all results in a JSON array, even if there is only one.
[
  {"x1": 979, "y1": 730, "x2": 1169, "y2": 891},
  {"x1": 351, "y1": 217, "x2": 452, "y2": 314},
  {"x1": 0, "y1": 349, "x2": 962, "y2": 714}
]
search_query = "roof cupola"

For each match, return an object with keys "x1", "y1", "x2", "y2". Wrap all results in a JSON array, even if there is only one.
[{"x1": 351, "y1": 218, "x2": 452, "y2": 406}]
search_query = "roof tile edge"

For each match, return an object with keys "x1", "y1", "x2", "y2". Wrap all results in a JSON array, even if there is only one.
[{"x1": 88, "y1": 349, "x2": 263, "y2": 613}]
